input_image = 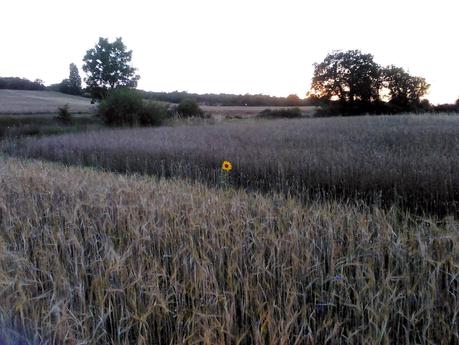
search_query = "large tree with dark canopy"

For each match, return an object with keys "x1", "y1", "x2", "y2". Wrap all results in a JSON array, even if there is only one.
[
  {"x1": 309, "y1": 50, "x2": 432, "y2": 114},
  {"x1": 382, "y1": 65, "x2": 430, "y2": 108},
  {"x1": 82, "y1": 37, "x2": 140, "y2": 100},
  {"x1": 309, "y1": 50, "x2": 381, "y2": 104}
]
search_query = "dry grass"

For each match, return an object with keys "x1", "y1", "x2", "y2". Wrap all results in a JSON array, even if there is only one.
[
  {"x1": 0, "y1": 156, "x2": 458, "y2": 344},
  {"x1": 4, "y1": 114, "x2": 459, "y2": 214},
  {"x1": 0, "y1": 90, "x2": 96, "y2": 114},
  {"x1": 0, "y1": 115, "x2": 102, "y2": 139}
]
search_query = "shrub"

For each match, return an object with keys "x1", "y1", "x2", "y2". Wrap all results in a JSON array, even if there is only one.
[
  {"x1": 176, "y1": 98, "x2": 205, "y2": 117},
  {"x1": 98, "y1": 89, "x2": 167, "y2": 126},
  {"x1": 55, "y1": 104, "x2": 73, "y2": 125},
  {"x1": 258, "y1": 107, "x2": 302, "y2": 118},
  {"x1": 20, "y1": 125, "x2": 41, "y2": 137},
  {"x1": 138, "y1": 101, "x2": 169, "y2": 126},
  {"x1": 98, "y1": 88, "x2": 143, "y2": 125}
]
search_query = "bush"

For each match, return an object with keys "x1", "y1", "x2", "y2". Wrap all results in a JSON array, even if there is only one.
[
  {"x1": 98, "y1": 89, "x2": 167, "y2": 126},
  {"x1": 258, "y1": 107, "x2": 302, "y2": 118},
  {"x1": 176, "y1": 98, "x2": 205, "y2": 117},
  {"x1": 98, "y1": 89, "x2": 143, "y2": 126},
  {"x1": 55, "y1": 104, "x2": 73, "y2": 125},
  {"x1": 138, "y1": 102, "x2": 169, "y2": 126}
]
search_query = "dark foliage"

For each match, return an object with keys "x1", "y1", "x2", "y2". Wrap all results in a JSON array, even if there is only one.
[
  {"x1": 0, "y1": 77, "x2": 45, "y2": 90},
  {"x1": 138, "y1": 90, "x2": 311, "y2": 107},
  {"x1": 55, "y1": 104, "x2": 73, "y2": 125},
  {"x1": 434, "y1": 102, "x2": 459, "y2": 113},
  {"x1": 316, "y1": 99, "x2": 433, "y2": 116},
  {"x1": 138, "y1": 102, "x2": 169, "y2": 126},
  {"x1": 175, "y1": 98, "x2": 205, "y2": 117},
  {"x1": 383, "y1": 65, "x2": 430, "y2": 109},
  {"x1": 98, "y1": 89, "x2": 167, "y2": 126},
  {"x1": 310, "y1": 50, "x2": 382, "y2": 103},
  {"x1": 309, "y1": 50, "x2": 430, "y2": 115},
  {"x1": 83, "y1": 37, "x2": 140, "y2": 100},
  {"x1": 97, "y1": 89, "x2": 143, "y2": 125},
  {"x1": 57, "y1": 63, "x2": 82, "y2": 95},
  {"x1": 46, "y1": 83, "x2": 61, "y2": 92},
  {"x1": 258, "y1": 107, "x2": 302, "y2": 118}
]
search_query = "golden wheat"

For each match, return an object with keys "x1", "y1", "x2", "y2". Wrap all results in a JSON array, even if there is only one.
[{"x1": 0, "y1": 157, "x2": 458, "y2": 344}]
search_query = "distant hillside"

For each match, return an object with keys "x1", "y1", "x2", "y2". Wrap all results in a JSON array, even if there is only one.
[{"x1": 0, "y1": 90, "x2": 96, "y2": 114}]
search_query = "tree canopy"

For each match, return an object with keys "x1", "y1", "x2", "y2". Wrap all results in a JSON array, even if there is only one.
[
  {"x1": 309, "y1": 50, "x2": 430, "y2": 114},
  {"x1": 310, "y1": 50, "x2": 381, "y2": 103},
  {"x1": 59, "y1": 63, "x2": 82, "y2": 95},
  {"x1": 82, "y1": 37, "x2": 140, "y2": 100},
  {"x1": 383, "y1": 65, "x2": 430, "y2": 108}
]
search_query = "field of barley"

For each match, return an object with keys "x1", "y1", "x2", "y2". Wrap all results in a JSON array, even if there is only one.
[
  {"x1": 0, "y1": 90, "x2": 96, "y2": 114},
  {"x1": 0, "y1": 156, "x2": 457, "y2": 345},
  {"x1": 1, "y1": 110, "x2": 459, "y2": 344},
  {"x1": 4, "y1": 114, "x2": 459, "y2": 214}
]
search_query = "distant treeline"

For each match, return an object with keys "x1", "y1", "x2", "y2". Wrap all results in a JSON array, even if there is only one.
[
  {"x1": 434, "y1": 101, "x2": 459, "y2": 113},
  {"x1": 0, "y1": 77, "x2": 45, "y2": 91},
  {"x1": 2, "y1": 73, "x2": 458, "y2": 115},
  {"x1": 138, "y1": 90, "x2": 311, "y2": 106}
]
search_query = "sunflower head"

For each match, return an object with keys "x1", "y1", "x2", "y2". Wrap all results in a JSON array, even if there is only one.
[{"x1": 221, "y1": 160, "x2": 232, "y2": 172}]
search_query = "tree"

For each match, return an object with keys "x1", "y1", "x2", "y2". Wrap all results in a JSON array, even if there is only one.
[
  {"x1": 68, "y1": 63, "x2": 82, "y2": 95},
  {"x1": 82, "y1": 37, "x2": 140, "y2": 100},
  {"x1": 55, "y1": 104, "x2": 73, "y2": 124},
  {"x1": 309, "y1": 50, "x2": 381, "y2": 104},
  {"x1": 382, "y1": 65, "x2": 430, "y2": 108},
  {"x1": 176, "y1": 98, "x2": 205, "y2": 117},
  {"x1": 59, "y1": 63, "x2": 82, "y2": 95},
  {"x1": 286, "y1": 94, "x2": 301, "y2": 106},
  {"x1": 34, "y1": 79, "x2": 45, "y2": 88},
  {"x1": 98, "y1": 88, "x2": 168, "y2": 126}
]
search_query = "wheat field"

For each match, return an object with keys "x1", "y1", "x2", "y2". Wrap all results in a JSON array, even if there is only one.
[
  {"x1": 5, "y1": 114, "x2": 459, "y2": 214},
  {"x1": 0, "y1": 156, "x2": 458, "y2": 344},
  {"x1": 0, "y1": 90, "x2": 96, "y2": 114}
]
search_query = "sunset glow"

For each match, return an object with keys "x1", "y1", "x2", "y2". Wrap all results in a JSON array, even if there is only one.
[{"x1": 1, "y1": 0, "x2": 458, "y2": 104}]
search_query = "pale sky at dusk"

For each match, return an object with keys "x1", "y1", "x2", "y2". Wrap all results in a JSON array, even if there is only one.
[{"x1": 1, "y1": 0, "x2": 458, "y2": 104}]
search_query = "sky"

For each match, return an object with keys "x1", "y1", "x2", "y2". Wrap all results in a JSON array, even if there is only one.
[{"x1": 1, "y1": 0, "x2": 458, "y2": 104}]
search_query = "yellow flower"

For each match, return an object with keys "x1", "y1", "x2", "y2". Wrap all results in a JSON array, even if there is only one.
[{"x1": 221, "y1": 160, "x2": 232, "y2": 172}]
